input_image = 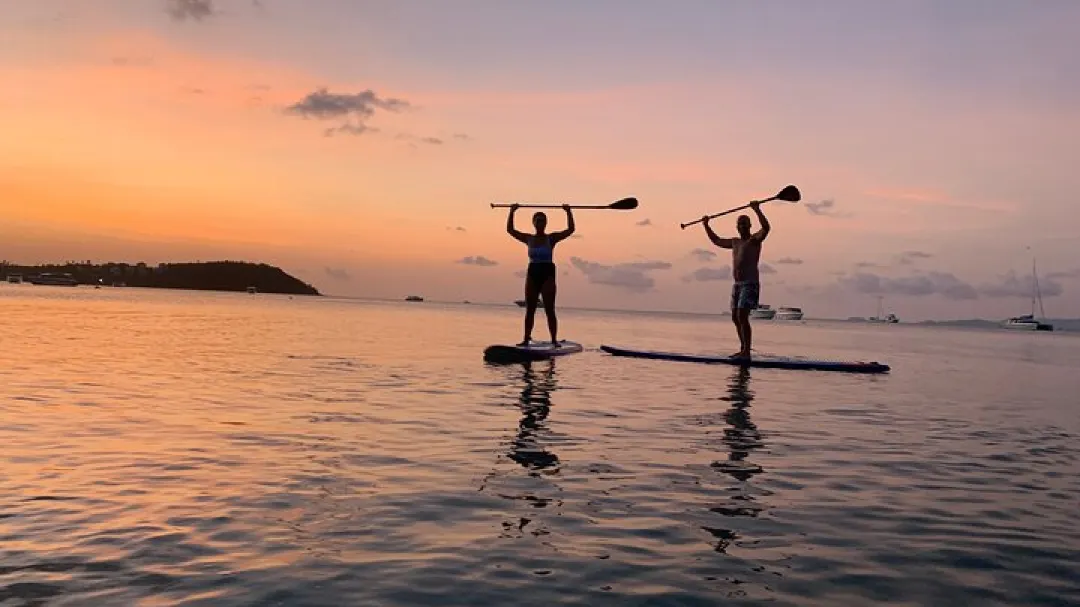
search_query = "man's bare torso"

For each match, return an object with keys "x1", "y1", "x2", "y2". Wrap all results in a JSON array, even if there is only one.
[{"x1": 732, "y1": 237, "x2": 762, "y2": 283}]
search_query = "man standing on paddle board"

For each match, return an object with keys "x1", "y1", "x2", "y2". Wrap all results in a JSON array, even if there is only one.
[
  {"x1": 506, "y1": 204, "x2": 575, "y2": 346},
  {"x1": 700, "y1": 202, "x2": 770, "y2": 359}
]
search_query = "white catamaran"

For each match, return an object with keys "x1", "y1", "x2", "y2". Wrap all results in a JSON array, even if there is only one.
[{"x1": 1002, "y1": 257, "x2": 1053, "y2": 331}]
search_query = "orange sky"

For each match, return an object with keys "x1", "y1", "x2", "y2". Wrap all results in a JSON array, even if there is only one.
[{"x1": 2, "y1": 1, "x2": 1079, "y2": 319}]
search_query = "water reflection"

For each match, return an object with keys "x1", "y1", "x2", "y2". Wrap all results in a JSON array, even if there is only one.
[
  {"x1": 507, "y1": 361, "x2": 560, "y2": 473},
  {"x1": 712, "y1": 367, "x2": 764, "y2": 481},
  {"x1": 480, "y1": 360, "x2": 563, "y2": 541},
  {"x1": 704, "y1": 368, "x2": 767, "y2": 553}
]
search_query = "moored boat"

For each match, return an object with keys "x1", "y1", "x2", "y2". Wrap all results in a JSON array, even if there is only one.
[
  {"x1": 750, "y1": 304, "x2": 776, "y2": 320},
  {"x1": 1002, "y1": 314, "x2": 1052, "y2": 331},
  {"x1": 775, "y1": 306, "x2": 804, "y2": 321},
  {"x1": 29, "y1": 272, "x2": 79, "y2": 286},
  {"x1": 1001, "y1": 255, "x2": 1053, "y2": 331}
]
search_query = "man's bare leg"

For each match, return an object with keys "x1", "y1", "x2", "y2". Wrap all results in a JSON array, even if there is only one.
[{"x1": 730, "y1": 308, "x2": 747, "y2": 356}]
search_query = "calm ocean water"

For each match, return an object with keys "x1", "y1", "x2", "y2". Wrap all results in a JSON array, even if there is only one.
[{"x1": 1, "y1": 285, "x2": 1078, "y2": 606}]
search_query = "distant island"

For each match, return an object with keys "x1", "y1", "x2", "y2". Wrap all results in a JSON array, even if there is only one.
[
  {"x1": 1, "y1": 260, "x2": 320, "y2": 296},
  {"x1": 916, "y1": 317, "x2": 1079, "y2": 332}
]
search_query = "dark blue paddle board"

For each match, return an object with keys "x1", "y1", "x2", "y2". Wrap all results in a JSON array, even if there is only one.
[
  {"x1": 600, "y1": 344, "x2": 889, "y2": 374},
  {"x1": 484, "y1": 340, "x2": 584, "y2": 364}
]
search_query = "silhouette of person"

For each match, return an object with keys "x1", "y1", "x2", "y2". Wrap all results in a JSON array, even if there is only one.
[
  {"x1": 505, "y1": 204, "x2": 576, "y2": 346},
  {"x1": 698, "y1": 202, "x2": 771, "y2": 359}
]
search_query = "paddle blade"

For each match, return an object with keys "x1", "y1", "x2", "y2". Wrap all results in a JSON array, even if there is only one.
[
  {"x1": 609, "y1": 197, "x2": 638, "y2": 210},
  {"x1": 776, "y1": 185, "x2": 801, "y2": 202}
]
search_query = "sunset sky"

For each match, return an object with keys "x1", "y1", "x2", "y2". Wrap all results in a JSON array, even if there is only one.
[{"x1": 2, "y1": 0, "x2": 1078, "y2": 320}]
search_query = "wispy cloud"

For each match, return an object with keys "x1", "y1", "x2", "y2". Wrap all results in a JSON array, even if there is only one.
[
  {"x1": 760, "y1": 263, "x2": 776, "y2": 274},
  {"x1": 324, "y1": 124, "x2": 379, "y2": 137},
  {"x1": 838, "y1": 271, "x2": 977, "y2": 300},
  {"x1": 979, "y1": 271, "x2": 1063, "y2": 298},
  {"x1": 1047, "y1": 268, "x2": 1080, "y2": 281},
  {"x1": 396, "y1": 134, "x2": 444, "y2": 146},
  {"x1": 457, "y1": 255, "x2": 498, "y2": 267},
  {"x1": 324, "y1": 267, "x2": 351, "y2": 281},
  {"x1": 446, "y1": 226, "x2": 467, "y2": 233},
  {"x1": 570, "y1": 257, "x2": 671, "y2": 292},
  {"x1": 897, "y1": 250, "x2": 934, "y2": 265},
  {"x1": 285, "y1": 88, "x2": 409, "y2": 136},
  {"x1": 166, "y1": 0, "x2": 268, "y2": 22},
  {"x1": 111, "y1": 56, "x2": 155, "y2": 67},
  {"x1": 863, "y1": 188, "x2": 1015, "y2": 213},
  {"x1": 776, "y1": 257, "x2": 804, "y2": 265},
  {"x1": 683, "y1": 266, "x2": 732, "y2": 282},
  {"x1": 689, "y1": 248, "x2": 717, "y2": 262},
  {"x1": 167, "y1": 0, "x2": 214, "y2": 21},
  {"x1": 806, "y1": 199, "x2": 850, "y2": 218}
]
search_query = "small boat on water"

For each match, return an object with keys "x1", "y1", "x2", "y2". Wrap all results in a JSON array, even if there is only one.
[
  {"x1": 775, "y1": 306, "x2": 804, "y2": 321},
  {"x1": 247, "y1": 286, "x2": 258, "y2": 294},
  {"x1": 868, "y1": 313, "x2": 900, "y2": 324},
  {"x1": 6, "y1": 274, "x2": 22, "y2": 284},
  {"x1": 866, "y1": 296, "x2": 899, "y2": 323},
  {"x1": 29, "y1": 272, "x2": 79, "y2": 286},
  {"x1": 750, "y1": 304, "x2": 776, "y2": 320},
  {"x1": 514, "y1": 299, "x2": 526, "y2": 308},
  {"x1": 1002, "y1": 256, "x2": 1053, "y2": 331},
  {"x1": 405, "y1": 295, "x2": 424, "y2": 302},
  {"x1": 1003, "y1": 314, "x2": 1053, "y2": 331}
]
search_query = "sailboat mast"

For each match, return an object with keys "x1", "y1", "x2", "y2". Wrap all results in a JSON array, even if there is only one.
[{"x1": 1033, "y1": 257, "x2": 1045, "y2": 318}]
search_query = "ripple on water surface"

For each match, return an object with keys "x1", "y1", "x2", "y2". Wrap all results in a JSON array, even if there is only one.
[{"x1": 1, "y1": 290, "x2": 1079, "y2": 605}]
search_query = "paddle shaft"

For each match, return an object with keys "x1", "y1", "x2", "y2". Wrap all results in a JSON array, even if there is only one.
[
  {"x1": 680, "y1": 196, "x2": 779, "y2": 229},
  {"x1": 491, "y1": 203, "x2": 612, "y2": 209}
]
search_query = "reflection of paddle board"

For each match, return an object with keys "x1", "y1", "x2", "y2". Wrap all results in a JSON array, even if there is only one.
[
  {"x1": 484, "y1": 340, "x2": 584, "y2": 363},
  {"x1": 600, "y1": 344, "x2": 889, "y2": 374}
]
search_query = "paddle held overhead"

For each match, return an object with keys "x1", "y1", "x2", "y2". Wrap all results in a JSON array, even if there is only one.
[
  {"x1": 491, "y1": 197, "x2": 638, "y2": 210},
  {"x1": 679, "y1": 186, "x2": 800, "y2": 229}
]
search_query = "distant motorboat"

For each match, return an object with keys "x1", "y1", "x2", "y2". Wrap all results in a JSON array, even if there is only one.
[
  {"x1": 405, "y1": 295, "x2": 424, "y2": 302},
  {"x1": 514, "y1": 299, "x2": 526, "y2": 308},
  {"x1": 750, "y1": 304, "x2": 776, "y2": 320},
  {"x1": 1002, "y1": 255, "x2": 1053, "y2": 331},
  {"x1": 247, "y1": 286, "x2": 258, "y2": 294},
  {"x1": 6, "y1": 274, "x2": 22, "y2": 284},
  {"x1": 775, "y1": 306, "x2": 804, "y2": 321},
  {"x1": 29, "y1": 272, "x2": 79, "y2": 286}
]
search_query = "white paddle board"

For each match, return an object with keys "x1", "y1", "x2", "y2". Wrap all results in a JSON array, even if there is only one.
[{"x1": 484, "y1": 340, "x2": 583, "y2": 363}]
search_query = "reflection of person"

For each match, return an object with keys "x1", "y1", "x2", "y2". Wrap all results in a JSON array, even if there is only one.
[
  {"x1": 700, "y1": 202, "x2": 770, "y2": 359},
  {"x1": 509, "y1": 361, "x2": 559, "y2": 471},
  {"x1": 718, "y1": 367, "x2": 763, "y2": 481},
  {"x1": 506, "y1": 204, "x2": 576, "y2": 346}
]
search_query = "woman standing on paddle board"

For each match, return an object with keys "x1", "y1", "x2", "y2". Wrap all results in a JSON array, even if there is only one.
[{"x1": 506, "y1": 204, "x2": 575, "y2": 346}]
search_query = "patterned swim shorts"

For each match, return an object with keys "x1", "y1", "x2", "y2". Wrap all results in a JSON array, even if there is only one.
[{"x1": 730, "y1": 281, "x2": 760, "y2": 310}]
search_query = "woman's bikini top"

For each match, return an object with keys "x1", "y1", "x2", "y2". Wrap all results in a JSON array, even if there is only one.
[{"x1": 528, "y1": 235, "x2": 553, "y2": 264}]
